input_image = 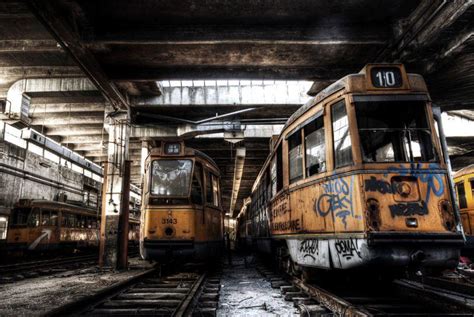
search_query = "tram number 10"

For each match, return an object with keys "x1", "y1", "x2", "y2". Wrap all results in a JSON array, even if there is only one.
[{"x1": 370, "y1": 67, "x2": 402, "y2": 88}]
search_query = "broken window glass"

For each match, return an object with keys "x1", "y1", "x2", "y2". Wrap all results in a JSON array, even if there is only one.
[
  {"x1": 288, "y1": 131, "x2": 303, "y2": 183},
  {"x1": 332, "y1": 101, "x2": 353, "y2": 168},
  {"x1": 151, "y1": 159, "x2": 193, "y2": 196},
  {"x1": 305, "y1": 115, "x2": 326, "y2": 176},
  {"x1": 356, "y1": 101, "x2": 437, "y2": 163}
]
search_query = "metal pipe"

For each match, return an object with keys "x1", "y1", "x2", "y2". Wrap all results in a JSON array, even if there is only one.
[
  {"x1": 433, "y1": 105, "x2": 466, "y2": 241},
  {"x1": 117, "y1": 160, "x2": 131, "y2": 270}
]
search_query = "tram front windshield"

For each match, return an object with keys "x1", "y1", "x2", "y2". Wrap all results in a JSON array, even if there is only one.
[
  {"x1": 151, "y1": 159, "x2": 193, "y2": 196},
  {"x1": 356, "y1": 101, "x2": 438, "y2": 163}
]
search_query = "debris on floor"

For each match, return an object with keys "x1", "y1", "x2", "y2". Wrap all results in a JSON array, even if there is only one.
[
  {"x1": 217, "y1": 255, "x2": 298, "y2": 316},
  {"x1": 0, "y1": 258, "x2": 153, "y2": 317}
]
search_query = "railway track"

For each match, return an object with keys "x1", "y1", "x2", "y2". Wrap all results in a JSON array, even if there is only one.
[
  {"x1": 0, "y1": 248, "x2": 139, "y2": 283},
  {"x1": 0, "y1": 254, "x2": 98, "y2": 282},
  {"x1": 257, "y1": 265, "x2": 474, "y2": 316},
  {"x1": 45, "y1": 267, "x2": 221, "y2": 316}
]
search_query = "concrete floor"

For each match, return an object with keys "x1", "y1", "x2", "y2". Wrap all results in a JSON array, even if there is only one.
[{"x1": 0, "y1": 258, "x2": 153, "y2": 317}]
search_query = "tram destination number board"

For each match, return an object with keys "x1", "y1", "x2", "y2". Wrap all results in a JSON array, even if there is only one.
[{"x1": 370, "y1": 67, "x2": 403, "y2": 88}]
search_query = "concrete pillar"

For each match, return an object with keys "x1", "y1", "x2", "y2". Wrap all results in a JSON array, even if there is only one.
[
  {"x1": 99, "y1": 112, "x2": 130, "y2": 269},
  {"x1": 140, "y1": 140, "x2": 149, "y2": 183}
]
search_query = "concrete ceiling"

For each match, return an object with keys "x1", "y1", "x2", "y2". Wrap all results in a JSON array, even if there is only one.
[{"x1": 0, "y1": 0, "x2": 473, "y2": 215}]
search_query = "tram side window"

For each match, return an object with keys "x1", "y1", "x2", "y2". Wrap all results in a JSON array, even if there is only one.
[
  {"x1": 457, "y1": 182, "x2": 468, "y2": 209},
  {"x1": 288, "y1": 131, "x2": 303, "y2": 183},
  {"x1": 270, "y1": 145, "x2": 283, "y2": 197},
  {"x1": 332, "y1": 101, "x2": 353, "y2": 168},
  {"x1": 0, "y1": 216, "x2": 7, "y2": 239},
  {"x1": 471, "y1": 180, "x2": 474, "y2": 203},
  {"x1": 62, "y1": 213, "x2": 76, "y2": 228},
  {"x1": 28, "y1": 208, "x2": 40, "y2": 227},
  {"x1": 206, "y1": 171, "x2": 213, "y2": 204},
  {"x1": 191, "y1": 163, "x2": 203, "y2": 205},
  {"x1": 11, "y1": 208, "x2": 31, "y2": 226},
  {"x1": 304, "y1": 115, "x2": 326, "y2": 176},
  {"x1": 51, "y1": 211, "x2": 58, "y2": 226},
  {"x1": 270, "y1": 156, "x2": 277, "y2": 197},
  {"x1": 212, "y1": 175, "x2": 219, "y2": 207},
  {"x1": 41, "y1": 210, "x2": 50, "y2": 226}
]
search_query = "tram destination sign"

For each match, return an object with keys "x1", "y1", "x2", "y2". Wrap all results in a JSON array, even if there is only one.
[{"x1": 370, "y1": 66, "x2": 403, "y2": 88}]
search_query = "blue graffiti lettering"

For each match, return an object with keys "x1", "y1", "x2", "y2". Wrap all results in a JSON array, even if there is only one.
[
  {"x1": 386, "y1": 163, "x2": 444, "y2": 203},
  {"x1": 314, "y1": 176, "x2": 358, "y2": 228}
]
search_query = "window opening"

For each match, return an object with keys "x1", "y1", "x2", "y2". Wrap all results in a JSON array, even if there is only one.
[
  {"x1": 332, "y1": 101, "x2": 353, "y2": 168},
  {"x1": 191, "y1": 163, "x2": 203, "y2": 204},
  {"x1": 457, "y1": 182, "x2": 468, "y2": 209},
  {"x1": 288, "y1": 131, "x2": 303, "y2": 183},
  {"x1": 151, "y1": 159, "x2": 193, "y2": 196},
  {"x1": 304, "y1": 115, "x2": 326, "y2": 176},
  {"x1": 356, "y1": 101, "x2": 437, "y2": 163}
]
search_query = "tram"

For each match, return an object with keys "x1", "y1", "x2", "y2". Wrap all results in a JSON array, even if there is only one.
[
  {"x1": 140, "y1": 141, "x2": 224, "y2": 261},
  {"x1": 7, "y1": 199, "x2": 100, "y2": 251},
  {"x1": 6, "y1": 199, "x2": 140, "y2": 253},
  {"x1": 238, "y1": 64, "x2": 464, "y2": 271},
  {"x1": 454, "y1": 165, "x2": 474, "y2": 246}
]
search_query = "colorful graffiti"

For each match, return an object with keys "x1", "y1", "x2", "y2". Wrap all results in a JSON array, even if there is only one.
[
  {"x1": 387, "y1": 163, "x2": 444, "y2": 203},
  {"x1": 314, "y1": 176, "x2": 358, "y2": 228}
]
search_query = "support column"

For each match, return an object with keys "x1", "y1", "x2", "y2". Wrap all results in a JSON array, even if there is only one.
[
  {"x1": 99, "y1": 112, "x2": 130, "y2": 269},
  {"x1": 140, "y1": 140, "x2": 149, "y2": 184}
]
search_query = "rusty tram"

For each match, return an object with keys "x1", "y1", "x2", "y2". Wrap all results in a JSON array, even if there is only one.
[
  {"x1": 6, "y1": 199, "x2": 139, "y2": 252},
  {"x1": 454, "y1": 165, "x2": 474, "y2": 245},
  {"x1": 140, "y1": 141, "x2": 224, "y2": 261},
  {"x1": 237, "y1": 64, "x2": 464, "y2": 272}
]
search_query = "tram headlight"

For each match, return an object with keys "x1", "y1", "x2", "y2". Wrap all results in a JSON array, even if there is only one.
[
  {"x1": 438, "y1": 199, "x2": 455, "y2": 231},
  {"x1": 366, "y1": 198, "x2": 381, "y2": 230},
  {"x1": 164, "y1": 226, "x2": 175, "y2": 237}
]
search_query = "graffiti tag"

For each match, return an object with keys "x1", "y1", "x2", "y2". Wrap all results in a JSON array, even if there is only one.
[
  {"x1": 334, "y1": 238, "x2": 361, "y2": 261},
  {"x1": 386, "y1": 163, "x2": 444, "y2": 203},
  {"x1": 365, "y1": 176, "x2": 394, "y2": 194},
  {"x1": 299, "y1": 239, "x2": 319, "y2": 260},
  {"x1": 314, "y1": 176, "x2": 358, "y2": 228},
  {"x1": 389, "y1": 202, "x2": 428, "y2": 218}
]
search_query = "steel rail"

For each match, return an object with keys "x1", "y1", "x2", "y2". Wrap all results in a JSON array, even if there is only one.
[
  {"x1": 173, "y1": 273, "x2": 206, "y2": 317},
  {"x1": 291, "y1": 276, "x2": 371, "y2": 317}
]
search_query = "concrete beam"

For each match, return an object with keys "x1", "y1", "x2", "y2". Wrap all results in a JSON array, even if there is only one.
[
  {"x1": 61, "y1": 135, "x2": 104, "y2": 144},
  {"x1": 30, "y1": 0, "x2": 130, "y2": 111},
  {"x1": 106, "y1": 65, "x2": 357, "y2": 81},
  {"x1": 31, "y1": 112, "x2": 104, "y2": 126},
  {"x1": 46, "y1": 124, "x2": 106, "y2": 136},
  {"x1": 6, "y1": 77, "x2": 97, "y2": 118},
  {"x1": 0, "y1": 39, "x2": 61, "y2": 52},
  {"x1": 89, "y1": 24, "x2": 387, "y2": 46},
  {"x1": 0, "y1": 66, "x2": 82, "y2": 78},
  {"x1": 133, "y1": 80, "x2": 311, "y2": 106},
  {"x1": 30, "y1": 102, "x2": 106, "y2": 113},
  {"x1": 131, "y1": 123, "x2": 282, "y2": 139}
]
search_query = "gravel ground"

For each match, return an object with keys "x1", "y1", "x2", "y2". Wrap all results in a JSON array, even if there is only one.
[
  {"x1": 217, "y1": 255, "x2": 298, "y2": 316},
  {"x1": 0, "y1": 257, "x2": 153, "y2": 316}
]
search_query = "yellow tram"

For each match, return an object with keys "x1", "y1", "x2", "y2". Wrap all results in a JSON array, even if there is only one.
[
  {"x1": 7, "y1": 199, "x2": 100, "y2": 251},
  {"x1": 7, "y1": 199, "x2": 140, "y2": 252},
  {"x1": 140, "y1": 141, "x2": 224, "y2": 261},
  {"x1": 238, "y1": 64, "x2": 463, "y2": 271},
  {"x1": 454, "y1": 165, "x2": 474, "y2": 244}
]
